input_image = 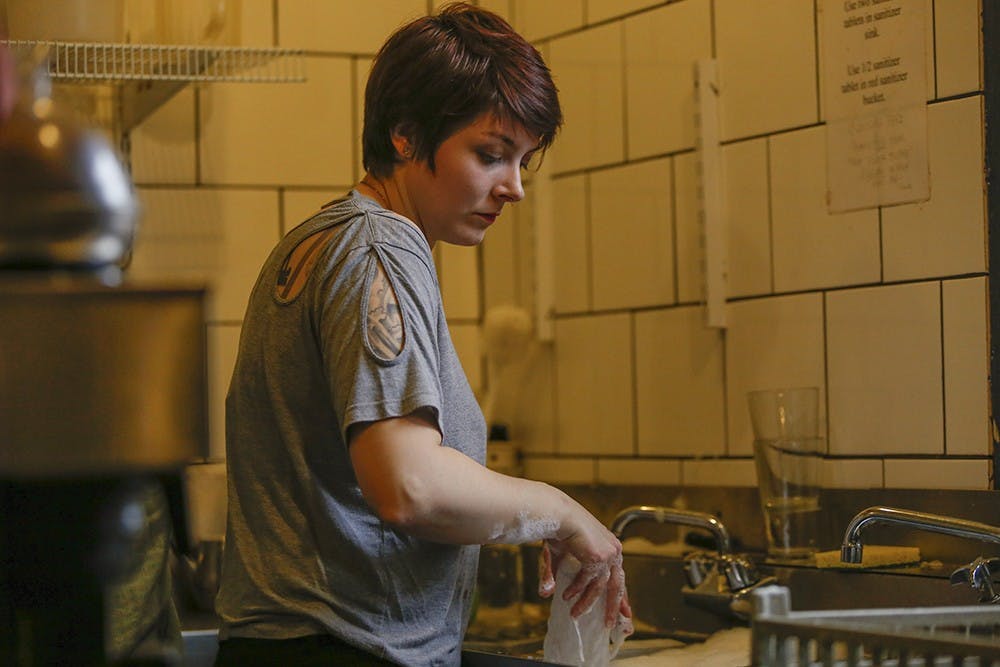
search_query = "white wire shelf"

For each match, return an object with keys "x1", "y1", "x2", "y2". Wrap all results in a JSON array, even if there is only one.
[
  {"x1": 1, "y1": 40, "x2": 307, "y2": 83},
  {"x1": 1, "y1": 39, "x2": 307, "y2": 133}
]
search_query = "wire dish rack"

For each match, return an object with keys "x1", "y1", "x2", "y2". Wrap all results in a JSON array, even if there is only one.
[
  {"x1": 0, "y1": 38, "x2": 307, "y2": 139},
  {"x1": 752, "y1": 586, "x2": 1000, "y2": 666},
  {"x1": 0, "y1": 39, "x2": 306, "y2": 83}
]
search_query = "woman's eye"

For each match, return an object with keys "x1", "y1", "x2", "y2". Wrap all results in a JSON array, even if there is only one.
[{"x1": 478, "y1": 151, "x2": 502, "y2": 165}]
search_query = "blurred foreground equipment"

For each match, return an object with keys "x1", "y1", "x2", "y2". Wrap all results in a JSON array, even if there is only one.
[{"x1": 0, "y1": 43, "x2": 207, "y2": 666}]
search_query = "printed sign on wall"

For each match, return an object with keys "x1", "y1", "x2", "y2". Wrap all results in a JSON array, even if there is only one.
[{"x1": 820, "y1": 0, "x2": 930, "y2": 212}]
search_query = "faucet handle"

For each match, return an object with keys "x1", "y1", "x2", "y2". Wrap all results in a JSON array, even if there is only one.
[
  {"x1": 718, "y1": 553, "x2": 759, "y2": 591},
  {"x1": 683, "y1": 551, "x2": 715, "y2": 587},
  {"x1": 950, "y1": 556, "x2": 1000, "y2": 603}
]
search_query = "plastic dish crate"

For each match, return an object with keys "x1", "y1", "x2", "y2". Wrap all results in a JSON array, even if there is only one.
[{"x1": 751, "y1": 585, "x2": 1000, "y2": 666}]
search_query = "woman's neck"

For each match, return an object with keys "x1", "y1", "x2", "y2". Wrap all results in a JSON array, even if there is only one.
[{"x1": 357, "y1": 173, "x2": 430, "y2": 245}]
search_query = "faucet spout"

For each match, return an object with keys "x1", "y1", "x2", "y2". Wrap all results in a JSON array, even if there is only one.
[
  {"x1": 610, "y1": 505, "x2": 732, "y2": 554},
  {"x1": 840, "y1": 506, "x2": 1000, "y2": 564}
]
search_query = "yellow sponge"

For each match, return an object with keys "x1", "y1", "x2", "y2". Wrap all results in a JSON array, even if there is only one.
[{"x1": 815, "y1": 545, "x2": 921, "y2": 569}]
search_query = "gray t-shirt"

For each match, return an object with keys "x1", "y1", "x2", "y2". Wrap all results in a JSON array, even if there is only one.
[{"x1": 216, "y1": 190, "x2": 487, "y2": 666}]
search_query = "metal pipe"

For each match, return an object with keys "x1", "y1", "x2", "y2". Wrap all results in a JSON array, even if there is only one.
[{"x1": 840, "y1": 506, "x2": 1000, "y2": 564}]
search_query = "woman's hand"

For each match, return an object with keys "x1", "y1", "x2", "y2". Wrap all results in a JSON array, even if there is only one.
[{"x1": 537, "y1": 534, "x2": 632, "y2": 628}]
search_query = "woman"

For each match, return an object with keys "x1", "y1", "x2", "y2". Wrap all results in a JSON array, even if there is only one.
[{"x1": 214, "y1": 4, "x2": 630, "y2": 665}]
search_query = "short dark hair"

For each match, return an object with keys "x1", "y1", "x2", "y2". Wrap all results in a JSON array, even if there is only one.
[{"x1": 362, "y1": 2, "x2": 562, "y2": 178}]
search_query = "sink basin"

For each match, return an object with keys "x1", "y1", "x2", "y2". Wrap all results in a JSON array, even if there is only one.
[
  {"x1": 624, "y1": 552, "x2": 981, "y2": 633},
  {"x1": 178, "y1": 554, "x2": 987, "y2": 666},
  {"x1": 461, "y1": 648, "x2": 560, "y2": 666},
  {"x1": 619, "y1": 552, "x2": 998, "y2": 666},
  {"x1": 623, "y1": 553, "x2": 738, "y2": 640}
]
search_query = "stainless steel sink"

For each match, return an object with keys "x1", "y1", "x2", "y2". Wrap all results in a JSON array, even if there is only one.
[
  {"x1": 621, "y1": 551, "x2": 1000, "y2": 666},
  {"x1": 179, "y1": 554, "x2": 990, "y2": 666},
  {"x1": 461, "y1": 648, "x2": 561, "y2": 666}
]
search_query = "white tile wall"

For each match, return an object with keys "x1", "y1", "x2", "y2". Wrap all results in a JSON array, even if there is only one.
[
  {"x1": 673, "y1": 153, "x2": 701, "y2": 303},
  {"x1": 724, "y1": 139, "x2": 772, "y2": 298},
  {"x1": 481, "y1": 206, "x2": 520, "y2": 312},
  {"x1": 923, "y1": 0, "x2": 936, "y2": 102},
  {"x1": 769, "y1": 126, "x2": 881, "y2": 292},
  {"x1": 277, "y1": 0, "x2": 425, "y2": 53},
  {"x1": 548, "y1": 23, "x2": 625, "y2": 173},
  {"x1": 281, "y1": 189, "x2": 335, "y2": 234},
  {"x1": 511, "y1": 342, "x2": 557, "y2": 455},
  {"x1": 884, "y1": 458, "x2": 990, "y2": 490},
  {"x1": 589, "y1": 0, "x2": 663, "y2": 24},
  {"x1": 682, "y1": 459, "x2": 756, "y2": 487},
  {"x1": 597, "y1": 459, "x2": 681, "y2": 486},
  {"x1": 449, "y1": 323, "x2": 483, "y2": 396},
  {"x1": 123, "y1": 0, "x2": 268, "y2": 45},
  {"x1": 354, "y1": 58, "x2": 373, "y2": 183},
  {"x1": 622, "y1": 0, "x2": 712, "y2": 159},
  {"x1": 523, "y1": 456, "x2": 594, "y2": 485},
  {"x1": 130, "y1": 188, "x2": 280, "y2": 322},
  {"x1": 943, "y1": 277, "x2": 989, "y2": 456},
  {"x1": 827, "y1": 282, "x2": 943, "y2": 456},
  {"x1": 122, "y1": 0, "x2": 159, "y2": 44},
  {"x1": 675, "y1": 139, "x2": 772, "y2": 303},
  {"x1": 933, "y1": 0, "x2": 982, "y2": 98},
  {"x1": 513, "y1": 0, "x2": 584, "y2": 41},
  {"x1": 130, "y1": 87, "x2": 196, "y2": 185},
  {"x1": 821, "y1": 459, "x2": 884, "y2": 489},
  {"x1": 552, "y1": 175, "x2": 590, "y2": 313},
  {"x1": 476, "y1": 0, "x2": 513, "y2": 23},
  {"x1": 635, "y1": 306, "x2": 725, "y2": 457},
  {"x1": 882, "y1": 97, "x2": 986, "y2": 281},
  {"x1": 123, "y1": 0, "x2": 988, "y2": 497},
  {"x1": 513, "y1": 182, "x2": 538, "y2": 314},
  {"x1": 199, "y1": 57, "x2": 354, "y2": 186},
  {"x1": 554, "y1": 314, "x2": 633, "y2": 455},
  {"x1": 439, "y1": 244, "x2": 481, "y2": 320},
  {"x1": 590, "y1": 159, "x2": 675, "y2": 310},
  {"x1": 480, "y1": 181, "x2": 536, "y2": 316},
  {"x1": 207, "y1": 324, "x2": 241, "y2": 459},
  {"x1": 715, "y1": 0, "x2": 818, "y2": 141},
  {"x1": 726, "y1": 294, "x2": 826, "y2": 456}
]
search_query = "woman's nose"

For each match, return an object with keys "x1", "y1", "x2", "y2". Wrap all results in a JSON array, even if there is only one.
[{"x1": 496, "y1": 165, "x2": 524, "y2": 203}]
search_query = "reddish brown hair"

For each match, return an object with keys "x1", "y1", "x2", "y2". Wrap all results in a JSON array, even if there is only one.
[{"x1": 362, "y1": 2, "x2": 562, "y2": 178}]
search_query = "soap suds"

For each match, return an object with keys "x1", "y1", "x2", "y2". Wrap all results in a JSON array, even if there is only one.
[
  {"x1": 488, "y1": 509, "x2": 559, "y2": 544},
  {"x1": 611, "y1": 627, "x2": 750, "y2": 666}
]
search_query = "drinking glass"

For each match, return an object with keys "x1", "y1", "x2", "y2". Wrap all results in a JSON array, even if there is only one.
[{"x1": 747, "y1": 387, "x2": 822, "y2": 559}]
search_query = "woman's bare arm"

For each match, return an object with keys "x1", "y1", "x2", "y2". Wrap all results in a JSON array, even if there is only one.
[{"x1": 349, "y1": 410, "x2": 628, "y2": 624}]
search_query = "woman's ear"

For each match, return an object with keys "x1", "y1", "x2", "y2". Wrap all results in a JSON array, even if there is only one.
[{"x1": 390, "y1": 125, "x2": 415, "y2": 160}]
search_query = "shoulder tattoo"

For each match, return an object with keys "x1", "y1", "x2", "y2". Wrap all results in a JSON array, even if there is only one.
[{"x1": 367, "y1": 261, "x2": 405, "y2": 359}]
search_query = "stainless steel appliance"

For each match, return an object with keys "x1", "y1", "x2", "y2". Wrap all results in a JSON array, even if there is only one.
[{"x1": 0, "y1": 44, "x2": 207, "y2": 666}]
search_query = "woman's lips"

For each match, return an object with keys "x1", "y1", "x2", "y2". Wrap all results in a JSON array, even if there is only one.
[{"x1": 476, "y1": 213, "x2": 498, "y2": 224}]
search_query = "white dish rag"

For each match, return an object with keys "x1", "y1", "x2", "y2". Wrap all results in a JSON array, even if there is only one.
[{"x1": 543, "y1": 555, "x2": 633, "y2": 667}]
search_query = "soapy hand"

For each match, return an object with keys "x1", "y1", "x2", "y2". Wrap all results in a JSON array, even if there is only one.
[{"x1": 538, "y1": 539, "x2": 632, "y2": 629}]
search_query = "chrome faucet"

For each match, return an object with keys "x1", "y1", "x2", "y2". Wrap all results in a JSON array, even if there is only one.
[
  {"x1": 611, "y1": 505, "x2": 732, "y2": 553},
  {"x1": 611, "y1": 505, "x2": 774, "y2": 620},
  {"x1": 839, "y1": 506, "x2": 1000, "y2": 603}
]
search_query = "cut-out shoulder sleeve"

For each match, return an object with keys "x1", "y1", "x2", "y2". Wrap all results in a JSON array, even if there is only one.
[
  {"x1": 364, "y1": 257, "x2": 405, "y2": 360},
  {"x1": 317, "y1": 235, "x2": 443, "y2": 443}
]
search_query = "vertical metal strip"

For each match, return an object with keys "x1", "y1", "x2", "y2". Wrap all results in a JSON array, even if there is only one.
[{"x1": 985, "y1": 0, "x2": 1000, "y2": 490}]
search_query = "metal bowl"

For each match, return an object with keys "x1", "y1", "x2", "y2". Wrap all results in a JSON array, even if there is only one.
[{"x1": 0, "y1": 94, "x2": 137, "y2": 271}]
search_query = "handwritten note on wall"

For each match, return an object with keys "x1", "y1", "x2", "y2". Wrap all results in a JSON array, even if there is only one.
[{"x1": 821, "y1": 0, "x2": 930, "y2": 212}]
